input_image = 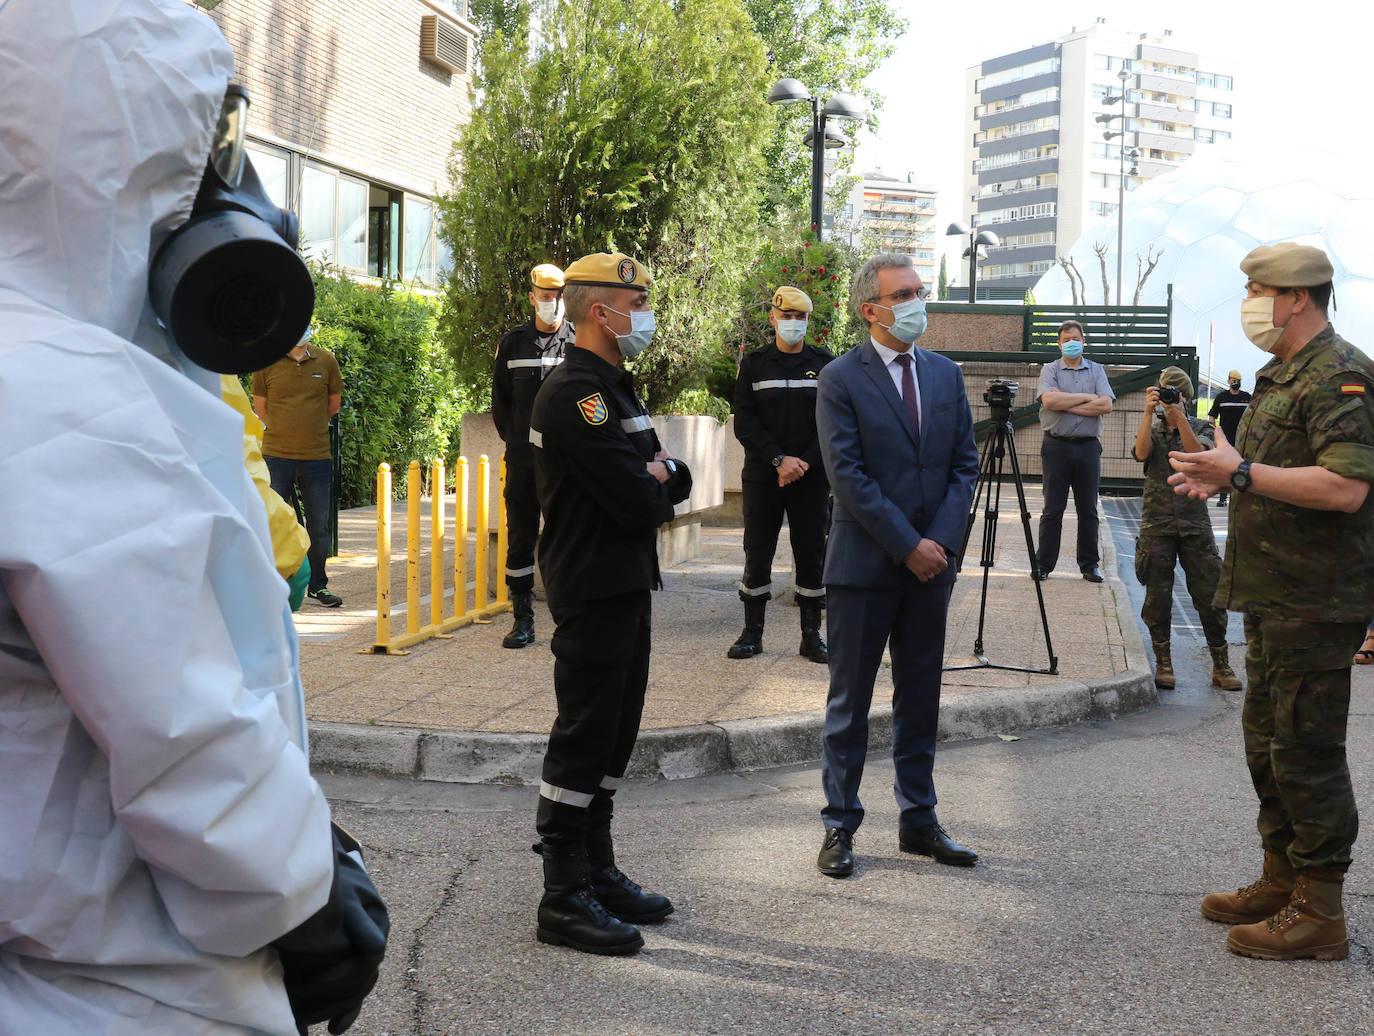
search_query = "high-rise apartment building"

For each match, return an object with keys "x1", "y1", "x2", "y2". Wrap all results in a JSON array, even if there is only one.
[
  {"x1": 961, "y1": 21, "x2": 1236, "y2": 294},
  {"x1": 840, "y1": 173, "x2": 938, "y2": 286}
]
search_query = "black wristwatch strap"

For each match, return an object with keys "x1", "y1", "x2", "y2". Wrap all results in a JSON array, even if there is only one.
[{"x1": 1230, "y1": 459, "x2": 1253, "y2": 492}]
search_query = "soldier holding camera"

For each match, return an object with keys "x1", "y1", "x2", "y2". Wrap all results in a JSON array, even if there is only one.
[{"x1": 1131, "y1": 367, "x2": 1241, "y2": 691}]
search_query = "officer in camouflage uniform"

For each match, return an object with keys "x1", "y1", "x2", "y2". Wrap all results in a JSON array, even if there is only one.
[
  {"x1": 1130, "y1": 366, "x2": 1240, "y2": 691},
  {"x1": 1168, "y1": 243, "x2": 1374, "y2": 962}
]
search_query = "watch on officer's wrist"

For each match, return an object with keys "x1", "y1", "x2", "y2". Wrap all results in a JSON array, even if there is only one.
[
  {"x1": 771, "y1": 454, "x2": 784, "y2": 468},
  {"x1": 1230, "y1": 459, "x2": 1253, "y2": 493}
]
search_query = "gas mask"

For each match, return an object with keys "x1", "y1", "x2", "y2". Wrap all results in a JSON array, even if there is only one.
[{"x1": 149, "y1": 84, "x2": 314, "y2": 374}]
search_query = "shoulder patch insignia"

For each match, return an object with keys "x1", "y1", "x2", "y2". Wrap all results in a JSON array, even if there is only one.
[
  {"x1": 1340, "y1": 383, "x2": 1366, "y2": 394},
  {"x1": 577, "y1": 392, "x2": 609, "y2": 425}
]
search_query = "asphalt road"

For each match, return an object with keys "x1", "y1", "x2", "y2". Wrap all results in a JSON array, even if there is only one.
[{"x1": 320, "y1": 498, "x2": 1374, "y2": 1035}]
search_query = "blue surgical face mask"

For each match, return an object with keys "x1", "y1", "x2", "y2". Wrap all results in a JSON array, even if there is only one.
[
  {"x1": 777, "y1": 318, "x2": 808, "y2": 346},
  {"x1": 1061, "y1": 339, "x2": 1084, "y2": 360},
  {"x1": 603, "y1": 305, "x2": 656, "y2": 358},
  {"x1": 875, "y1": 296, "x2": 927, "y2": 344}
]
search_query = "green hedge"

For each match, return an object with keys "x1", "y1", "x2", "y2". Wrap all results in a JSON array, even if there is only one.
[{"x1": 308, "y1": 266, "x2": 468, "y2": 508}]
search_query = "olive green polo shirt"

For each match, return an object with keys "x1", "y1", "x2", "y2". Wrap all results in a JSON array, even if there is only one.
[
  {"x1": 1218, "y1": 325, "x2": 1374, "y2": 621},
  {"x1": 252, "y1": 347, "x2": 342, "y2": 460}
]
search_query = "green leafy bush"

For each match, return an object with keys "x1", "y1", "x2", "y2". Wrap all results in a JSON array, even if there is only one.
[{"x1": 308, "y1": 265, "x2": 467, "y2": 506}]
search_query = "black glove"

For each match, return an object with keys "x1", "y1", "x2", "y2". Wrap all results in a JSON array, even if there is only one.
[
  {"x1": 664, "y1": 458, "x2": 693, "y2": 505},
  {"x1": 272, "y1": 823, "x2": 390, "y2": 1035}
]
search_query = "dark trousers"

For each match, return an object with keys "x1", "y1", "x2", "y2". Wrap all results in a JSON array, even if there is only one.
[
  {"x1": 739, "y1": 472, "x2": 828, "y2": 606},
  {"x1": 536, "y1": 590, "x2": 652, "y2": 838},
  {"x1": 265, "y1": 456, "x2": 332, "y2": 591},
  {"x1": 1036, "y1": 436, "x2": 1102, "y2": 573},
  {"x1": 1242, "y1": 614, "x2": 1365, "y2": 871},
  {"x1": 504, "y1": 455, "x2": 539, "y2": 594},
  {"x1": 821, "y1": 579, "x2": 953, "y2": 833}
]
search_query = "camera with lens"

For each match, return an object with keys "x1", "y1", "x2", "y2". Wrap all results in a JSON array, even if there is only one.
[
  {"x1": 984, "y1": 378, "x2": 1018, "y2": 409},
  {"x1": 1157, "y1": 385, "x2": 1180, "y2": 406}
]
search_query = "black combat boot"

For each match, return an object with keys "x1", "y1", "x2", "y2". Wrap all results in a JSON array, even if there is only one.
[
  {"x1": 533, "y1": 836, "x2": 643, "y2": 955},
  {"x1": 727, "y1": 597, "x2": 766, "y2": 659},
  {"x1": 587, "y1": 823, "x2": 674, "y2": 923},
  {"x1": 502, "y1": 591, "x2": 535, "y2": 649},
  {"x1": 798, "y1": 601, "x2": 828, "y2": 664}
]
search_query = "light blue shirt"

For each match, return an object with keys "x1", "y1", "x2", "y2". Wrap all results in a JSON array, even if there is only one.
[{"x1": 1037, "y1": 356, "x2": 1114, "y2": 438}]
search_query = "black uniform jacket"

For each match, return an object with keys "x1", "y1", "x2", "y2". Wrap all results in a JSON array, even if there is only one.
[
  {"x1": 733, "y1": 342, "x2": 834, "y2": 482},
  {"x1": 492, "y1": 319, "x2": 576, "y2": 454},
  {"x1": 530, "y1": 346, "x2": 692, "y2": 609}
]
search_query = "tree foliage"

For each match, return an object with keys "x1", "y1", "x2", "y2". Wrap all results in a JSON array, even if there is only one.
[
  {"x1": 742, "y1": 0, "x2": 907, "y2": 225},
  {"x1": 438, "y1": 0, "x2": 771, "y2": 411}
]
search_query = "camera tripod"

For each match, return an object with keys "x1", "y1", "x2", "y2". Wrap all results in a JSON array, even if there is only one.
[{"x1": 944, "y1": 399, "x2": 1059, "y2": 675}]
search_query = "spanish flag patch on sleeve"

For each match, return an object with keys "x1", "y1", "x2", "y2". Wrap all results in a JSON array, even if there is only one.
[{"x1": 1340, "y1": 383, "x2": 1367, "y2": 395}]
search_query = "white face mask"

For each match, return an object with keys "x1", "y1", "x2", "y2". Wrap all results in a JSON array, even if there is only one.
[
  {"x1": 1241, "y1": 295, "x2": 1290, "y2": 353},
  {"x1": 534, "y1": 298, "x2": 564, "y2": 326},
  {"x1": 777, "y1": 318, "x2": 808, "y2": 346}
]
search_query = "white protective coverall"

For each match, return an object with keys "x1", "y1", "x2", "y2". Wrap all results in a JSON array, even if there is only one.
[{"x1": 0, "y1": 2, "x2": 335, "y2": 1033}]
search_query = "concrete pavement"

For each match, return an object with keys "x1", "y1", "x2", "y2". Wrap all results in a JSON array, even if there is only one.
[{"x1": 296, "y1": 486, "x2": 1155, "y2": 784}]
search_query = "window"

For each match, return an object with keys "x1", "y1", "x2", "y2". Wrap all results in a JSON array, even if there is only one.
[
  {"x1": 975, "y1": 115, "x2": 1059, "y2": 145},
  {"x1": 246, "y1": 142, "x2": 290, "y2": 209},
  {"x1": 403, "y1": 195, "x2": 437, "y2": 284},
  {"x1": 976, "y1": 56, "x2": 1060, "y2": 92},
  {"x1": 983, "y1": 201, "x2": 1056, "y2": 224},
  {"x1": 299, "y1": 163, "x2": 370, "y2": 273},
  {"x1": 300, "y1": 164, "x2": 336, "y2": 264}
]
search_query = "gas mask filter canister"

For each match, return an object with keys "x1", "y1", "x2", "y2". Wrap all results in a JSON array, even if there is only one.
[{"x1": 149, "y1": 84, "x2": 315, "y2": 374}]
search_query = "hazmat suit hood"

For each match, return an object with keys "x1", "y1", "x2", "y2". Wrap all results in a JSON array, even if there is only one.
[{"x1": 0, "y1": 3, "x2": 334, "y2": 1032}]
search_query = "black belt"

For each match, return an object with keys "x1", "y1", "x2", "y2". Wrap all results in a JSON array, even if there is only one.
[{"x1": 1047, "y1": 433, "x2": 1096, "y2": 444}]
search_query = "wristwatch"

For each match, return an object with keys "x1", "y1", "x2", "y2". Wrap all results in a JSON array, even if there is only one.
[
  {"x1": 771, "y1": 454, "x2": 785, "y2": 468},
  {"x1": 1230, "y1": 459, "x2": 1253, "y2": 493},
  {"x1": 664, "y1": 458, "x2": 677, "y2": 474}
]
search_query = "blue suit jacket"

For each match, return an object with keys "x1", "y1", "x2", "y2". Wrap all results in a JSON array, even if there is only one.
[{"x1": 817, "y1": 339, "x2": 979, "y2": 588}]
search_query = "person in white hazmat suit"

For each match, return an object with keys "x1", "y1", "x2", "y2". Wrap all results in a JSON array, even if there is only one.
[{"x1": 0, "y1": 2, "x2": 387, "y2": 1033}]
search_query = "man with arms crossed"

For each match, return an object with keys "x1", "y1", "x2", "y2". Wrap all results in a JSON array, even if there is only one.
[{"x1": 814, "y1": 253, "x2": 979, "y2": 878}]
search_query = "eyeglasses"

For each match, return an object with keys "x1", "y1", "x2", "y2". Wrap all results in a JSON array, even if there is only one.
[{"x1": 870, "y1": 287, "x2": 931, "y2": 305}]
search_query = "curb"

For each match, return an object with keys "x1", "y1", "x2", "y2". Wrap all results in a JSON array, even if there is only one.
[{"x1": 307, "y1": 516, "x2": 1157, "y2": 785}]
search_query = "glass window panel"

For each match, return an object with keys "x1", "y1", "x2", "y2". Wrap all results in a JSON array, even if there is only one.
[
  {"x1": 337, "y1": 176, "x2": 368, "y2": 271},
  {"x1": 246, "y1": 143, "x2": 290, "y2": 210},
  {"x1": 403, "y1": 196, "x2": 435, "y2": 283},
  {"x1": 300, "y1": 164, "x2": 336, "y2": 263}
]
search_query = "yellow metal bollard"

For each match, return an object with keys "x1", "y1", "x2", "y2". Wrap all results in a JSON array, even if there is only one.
[
  {"x1": 431, "y1": 460, "x2": 446, "y2": 628},
  {"x1": 454, "y1": 456, "x2": 469, "y2": 619},
  {"x1": 406, "y1": 460, "x2": 422, "y2": 635},
  {"x1": 475, "y1": 455, "x2": 490, "y2": 611},
  {"x1": 495, "y1": 456, "x2": 509, "y2": 605},
  {"x1": 369, "y1": 463, "x2": 397, "y2": 653}
]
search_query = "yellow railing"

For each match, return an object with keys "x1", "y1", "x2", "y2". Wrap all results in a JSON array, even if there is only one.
[{"x1": 367, "y1": 456, "x2": 511, "y2": 655}]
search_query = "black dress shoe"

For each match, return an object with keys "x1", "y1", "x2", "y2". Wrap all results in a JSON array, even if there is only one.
[
  {"x1": 1035, "y1": 567, "x2": 1050, "y2": 581},
  {"x1": 898, "y1": 823, "x2": 978, "y2": 867},
  {"x1": 1081, "y1": 565, "x2": 1104, "y2": 583},
  {"x1": 817, "y1": 828, "x2": 854, "y2": 878}
]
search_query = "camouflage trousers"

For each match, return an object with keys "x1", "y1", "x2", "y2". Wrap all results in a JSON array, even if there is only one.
[
  {"x1": 1134, "y1": 531, "x2": 1229, "y2": 646},
  {"x1": 1242, "y1": 614, "x2": 1367, "y2": 872}
]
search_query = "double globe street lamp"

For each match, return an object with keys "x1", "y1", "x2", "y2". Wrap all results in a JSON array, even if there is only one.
[
  {"x1": 767, "y1": 79, "x2": 866, "y2": 239},
  {"x1": 945, "y1": 221, "x2": 1000, "y2": 303}
]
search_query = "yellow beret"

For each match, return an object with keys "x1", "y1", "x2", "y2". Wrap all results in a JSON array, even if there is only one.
[
  {"x1": 771, "y1": 286, "x2": 813, "y2": 313},
  {"x1": 1158, "y1": 365, "x2": 1193, "y2": 400},
  {"x1": 563, "y1": 252, "x2": 651, "y2": 290},
  {"x1": 1227, "y1": 369, "x2": 1242, "y2": 380},
  {"x1": 530, "y1": 263, "x2": 565, "y2": 289},
  {"x1": 1240, "y1": 243, "x2": 1334, "y2": 288}
]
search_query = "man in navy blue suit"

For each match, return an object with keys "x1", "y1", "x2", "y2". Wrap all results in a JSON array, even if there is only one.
[{"x1": 814, "y1": 253, "x2": 980, "y2": 878}]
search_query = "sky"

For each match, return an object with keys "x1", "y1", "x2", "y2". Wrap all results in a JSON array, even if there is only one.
[{"x1": 852, "y1": 0, "x2": 1374, "y2": 281}]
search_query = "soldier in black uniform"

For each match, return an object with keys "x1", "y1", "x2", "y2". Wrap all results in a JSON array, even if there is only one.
[
  {"x1": 728, "y1": 285, "x2": 834, "y2": 663},
  {"x1": 492, "y1": 263, "x2": 575, "y2": 648},
  {"x1": 528, "y1": 252, "x2": 692, "y2": 956}
]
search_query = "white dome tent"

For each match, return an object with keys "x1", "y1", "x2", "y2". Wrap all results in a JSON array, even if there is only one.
[{"x1": 1031, "y1": 142, "x2": 1374, "y2": 385}]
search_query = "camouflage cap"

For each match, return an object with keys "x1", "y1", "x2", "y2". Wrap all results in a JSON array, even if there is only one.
[
  {"x1": 563, "y1": 252, "x2": 651, "y2": 290},
  {"x1": 530, "y1": 263, "x2": 565, "y2": 289},
  {"x1": 771, "y1": 285, "x2": 813, "y2": 313},
  {"x1": 1159, "y1": 365, "x2": 1194, "y2": 400},
  {"x1": 1240, "y1": 243, "x2": 1334, "y2": 288}
]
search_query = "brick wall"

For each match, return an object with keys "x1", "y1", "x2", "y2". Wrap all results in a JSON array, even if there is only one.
[{"x1": 208, "y1": 0, "x2": 473, "y2": 196}]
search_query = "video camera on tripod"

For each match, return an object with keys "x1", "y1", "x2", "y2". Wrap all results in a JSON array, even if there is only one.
[{"x1": 983, "y1": 378, "x2": 1018, "y2": 414}]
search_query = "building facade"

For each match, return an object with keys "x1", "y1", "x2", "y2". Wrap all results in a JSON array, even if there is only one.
[
  {"x1": 961, "y1": 21, "x2": 1236, "y2": 294},
  {"x1": 841, "y1": 173, "x2": 938, "y2": 287},
  {"x1": 198, "y1": 0, "x2": 476, "y2": 286}
]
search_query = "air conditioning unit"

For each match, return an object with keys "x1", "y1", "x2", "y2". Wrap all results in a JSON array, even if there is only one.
[{"x1": 420, "y1": 15, "x2": 469, "y2": 75}]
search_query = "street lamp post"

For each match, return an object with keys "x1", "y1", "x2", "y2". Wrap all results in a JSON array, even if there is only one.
[
  {"x1": 945, "y1": 221, "x2": 1000, "y2": 303},
  {"x1": 767, "y1": 79, "x2": 866, "y2": 238},
  {"x1": 1096, "y1": 67, "x2": 1140, "y2": 304}
]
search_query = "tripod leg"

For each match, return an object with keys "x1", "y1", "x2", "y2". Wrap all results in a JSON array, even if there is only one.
[
  {"x1": 958, "y1": 431, "x2": 998, "y2": 572},
  {"x1": 1003, "y1": 426, "x2": 1059, "y2": 675}
]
